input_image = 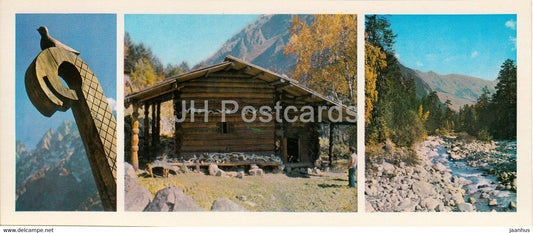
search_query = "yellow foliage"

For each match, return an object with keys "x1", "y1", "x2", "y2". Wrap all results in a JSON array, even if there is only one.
[
  {"x1": 417, "y1": 105, "x2": 429, "y2": 122},
  {"x1": 285, "y1": 15, "x2": 357, "y2": 106},
  {"x1": 129, "y1": 58, "x2": 164, "y2": 92},
  {"x1": 364, "y1": 42, "x2": 387, "y2": 125}
]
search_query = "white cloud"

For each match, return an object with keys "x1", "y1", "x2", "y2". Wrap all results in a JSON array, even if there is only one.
[
  {"x1": 416, "y1": 61, "x2": 424, "y2": 67},
  {"x1": 509, "y1": 36, "x2": 517, "y2": 50},
  {"x1": 505, "y1": 20, "x2": 517, "y2": 30},
  {"x1": 471, "y1": 51, "x2": 479, "y2": 58},
  {"x1": 107, "y1": 98, "x2": 117, "y2": 112}
]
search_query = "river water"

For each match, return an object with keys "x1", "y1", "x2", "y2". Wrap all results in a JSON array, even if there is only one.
[{"x1": 429, "y1": 142, "x2": 517, "y2": 212}]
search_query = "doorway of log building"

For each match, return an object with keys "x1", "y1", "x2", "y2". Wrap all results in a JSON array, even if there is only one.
[{"x1": 286, "y1": 137, "x2": 300, "y2": 163}]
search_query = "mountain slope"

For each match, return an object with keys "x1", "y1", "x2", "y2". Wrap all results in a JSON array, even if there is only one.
[
  {"x1": 16, "y1": 121, "x2": 103, "y2": 211},
  {"x1": 398, "y1": 63, "x2": 433, "y2": 99},
  {"x1": 202, "y1": 14, "x2": 313, "y2": 74},
  {"x1": 413, "y1": 69, "x2": 496, "y2": 110}
]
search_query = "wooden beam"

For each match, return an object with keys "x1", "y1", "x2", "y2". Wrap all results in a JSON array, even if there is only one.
[
  {"x1": 294, "y1": 94, "x2": 313, "y2": 101},
  {"x1": 223, "y1": 62, "x2": 235, "y2": 71}
]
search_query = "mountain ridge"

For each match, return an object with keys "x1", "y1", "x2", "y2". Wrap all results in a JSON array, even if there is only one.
[
  {"x1": 200, "y1": 14, "x2": 496, "y2": 111},
  {"x1": 16, "y1": 120, "x2": 103, "y2": 211}
]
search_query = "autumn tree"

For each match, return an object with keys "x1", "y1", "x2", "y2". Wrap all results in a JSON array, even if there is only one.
[
  {"x1": 284, "y1": 14, "x2": 357, "y2": 106},
  {"x1": 129, "y1": 58, "x2": 161, "y2": 92},
  {"x1": 365, "y1": 43, "x2": 386, "y2": 125}
]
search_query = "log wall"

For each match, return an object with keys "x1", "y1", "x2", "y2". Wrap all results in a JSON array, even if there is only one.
[{"x1": 177, "y1": 75, "x2": 276, "y2": 156}]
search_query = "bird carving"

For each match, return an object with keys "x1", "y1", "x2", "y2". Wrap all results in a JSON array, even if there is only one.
[{"x1": 37, "y1": 26, "x2": 80, "y2": 55}]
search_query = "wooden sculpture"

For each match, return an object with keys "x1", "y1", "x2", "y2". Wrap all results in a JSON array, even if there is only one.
[{"x1": 25, "y1": 47, "x2": 117, "y2": 211}]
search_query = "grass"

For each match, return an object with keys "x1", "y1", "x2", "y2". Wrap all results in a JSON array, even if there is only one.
[{"x1": 137, "y1": 172, "x2": 357, "y2": 212}]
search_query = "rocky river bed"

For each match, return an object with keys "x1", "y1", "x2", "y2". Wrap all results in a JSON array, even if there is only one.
[{"x1": 365, "y1": 136, "x2": 517, "y2": 212}]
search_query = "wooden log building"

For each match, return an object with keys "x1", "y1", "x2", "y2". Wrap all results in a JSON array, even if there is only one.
[{"x1": 125, "y1": 56, "x2": 356, "y2": 170}]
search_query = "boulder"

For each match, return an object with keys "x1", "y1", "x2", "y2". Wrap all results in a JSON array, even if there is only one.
[
  {"x1": 468, "y1": 197, "x2": 476, "y2": 204},
  {"x1": 457, "y1": 203, "x2": 474, "y2": 212},
  {"x1": 125, "y1": 185, "x2": 152, "y2": 211},
  {"x1": 215, "y1": 169, "x2": 226, "y2": 177},
  {"x1": 226, "y1": 171, "x2": 238, "y2": 177},
  {"x1": 210, "y1": 198, "x2": 248, "y2": 211},
  {"x1": 124, "y1": 163, "x2": 139, "y2": 190},
  {"x1": 508, "y1": 201, "x2": 517, "y2": 209},
  {"x1": 451, "y1": 192, "x2": 465, "y2": 205},
  {"x1": 208, "y1": 164, "x2": 219, "y2": 176},
  {"x1": 436, "y1": 203, "x2": 450, "y2": 212},
  {"x1": 395, "y1": 198, "x2": 416, "y2": 212},
  {"x1": 433, "y1": 162, "x2": 447, "y2": 172},
  {"x1": 381, "y1": 162, "x2": 395, "y2": 175},
  {"x1": 488, "y1": 199, "x2": 498, "y2": 206},
  {"x1": 249, "y1": 167, "x2": 264, "y2": 176},
  {"x1": 237, "y1": 171, "x2": 245, "y2": 179},
  {"x1": 421, "y1": 198, "x2": 440, "y2": 211},
  {"x1": 365, "y1": 200, "x2": 375, "y2": 212},
  {"x1": 412, "y1": 181, "x2": 435, "y2": 197},
  {"x1": 125, "y1": 163, "x2": 137, "y2": 180},
  {"x1": 144, "y1": 186, "x2": 204, "y2": 212},
  {"x1": 124, "y1": 162, "x2": 152, "y2": 211}
]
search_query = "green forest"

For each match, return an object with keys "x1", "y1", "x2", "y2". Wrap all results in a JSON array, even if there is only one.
[{"x1": 364, "y1": 15, "x2": 517, "y2": 148}]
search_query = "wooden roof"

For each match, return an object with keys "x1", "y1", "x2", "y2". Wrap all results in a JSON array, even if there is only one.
[{"x1": 125, "y1": 56, "x2": 356, "y2": 124}]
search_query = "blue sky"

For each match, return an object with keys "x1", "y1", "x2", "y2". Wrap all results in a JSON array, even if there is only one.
[
  {"x1": 125, "y1": 14, "x2": 260, "y2": 67},
  {"x1": 386, "y1": 15, "x2": 517, "y2": 81},
  {"x1": 16, "y1": 14, "x2": 116, "y2": 149}
]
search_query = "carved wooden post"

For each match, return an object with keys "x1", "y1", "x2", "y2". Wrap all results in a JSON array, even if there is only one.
[
  {"x1": 131, "y1": 104, "x2": 140, "y2": 170},
  {"x1": 25, "y1": 47, "x2": 116, "y2": 211}
]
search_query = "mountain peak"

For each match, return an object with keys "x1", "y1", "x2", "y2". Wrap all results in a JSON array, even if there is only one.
[
  {"x1": 36, "y1": 128, "x2": 54, "y2": 151},
  {"x1": 201, "y1": 14, "x2": 313, "y2": 74}
]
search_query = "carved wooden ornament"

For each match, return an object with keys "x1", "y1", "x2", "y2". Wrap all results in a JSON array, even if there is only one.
[{"x1": 25, "y1": 47, "x2": 117, "y2": 211}]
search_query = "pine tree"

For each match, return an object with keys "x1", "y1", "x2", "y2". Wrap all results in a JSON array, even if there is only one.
[{"x1": 491, "y1": 59, "x2": 517, "y2": 139}]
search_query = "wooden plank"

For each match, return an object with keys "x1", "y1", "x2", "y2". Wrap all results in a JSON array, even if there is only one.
[
  {"x1": 181, "y1": 121, "x2": 274, "y2": 128},
  {"x1": 183, "y1": 133, "x2": 273, "y2": 141},
  {"x1": 182, "y1": 127, "x2": 275, "y2": 135},
  {"x1": 187, "y1": 77, "x2": 269, "y2": 84},
  {"x1": 181, "y1": 92, "x2": 274, "y2": 99},
  {"x1": 182, "y1": 138, "x2": 274, "y2": 147},
  {"x1": 180, "y1": 97, "x2": 275, "y2": 104},
  {"x1": 180, "y1": 144, "x2": 275, "y2": 152},
  {"x1": 180, "y1": 86, "x2": 275, "y2": 94}
]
